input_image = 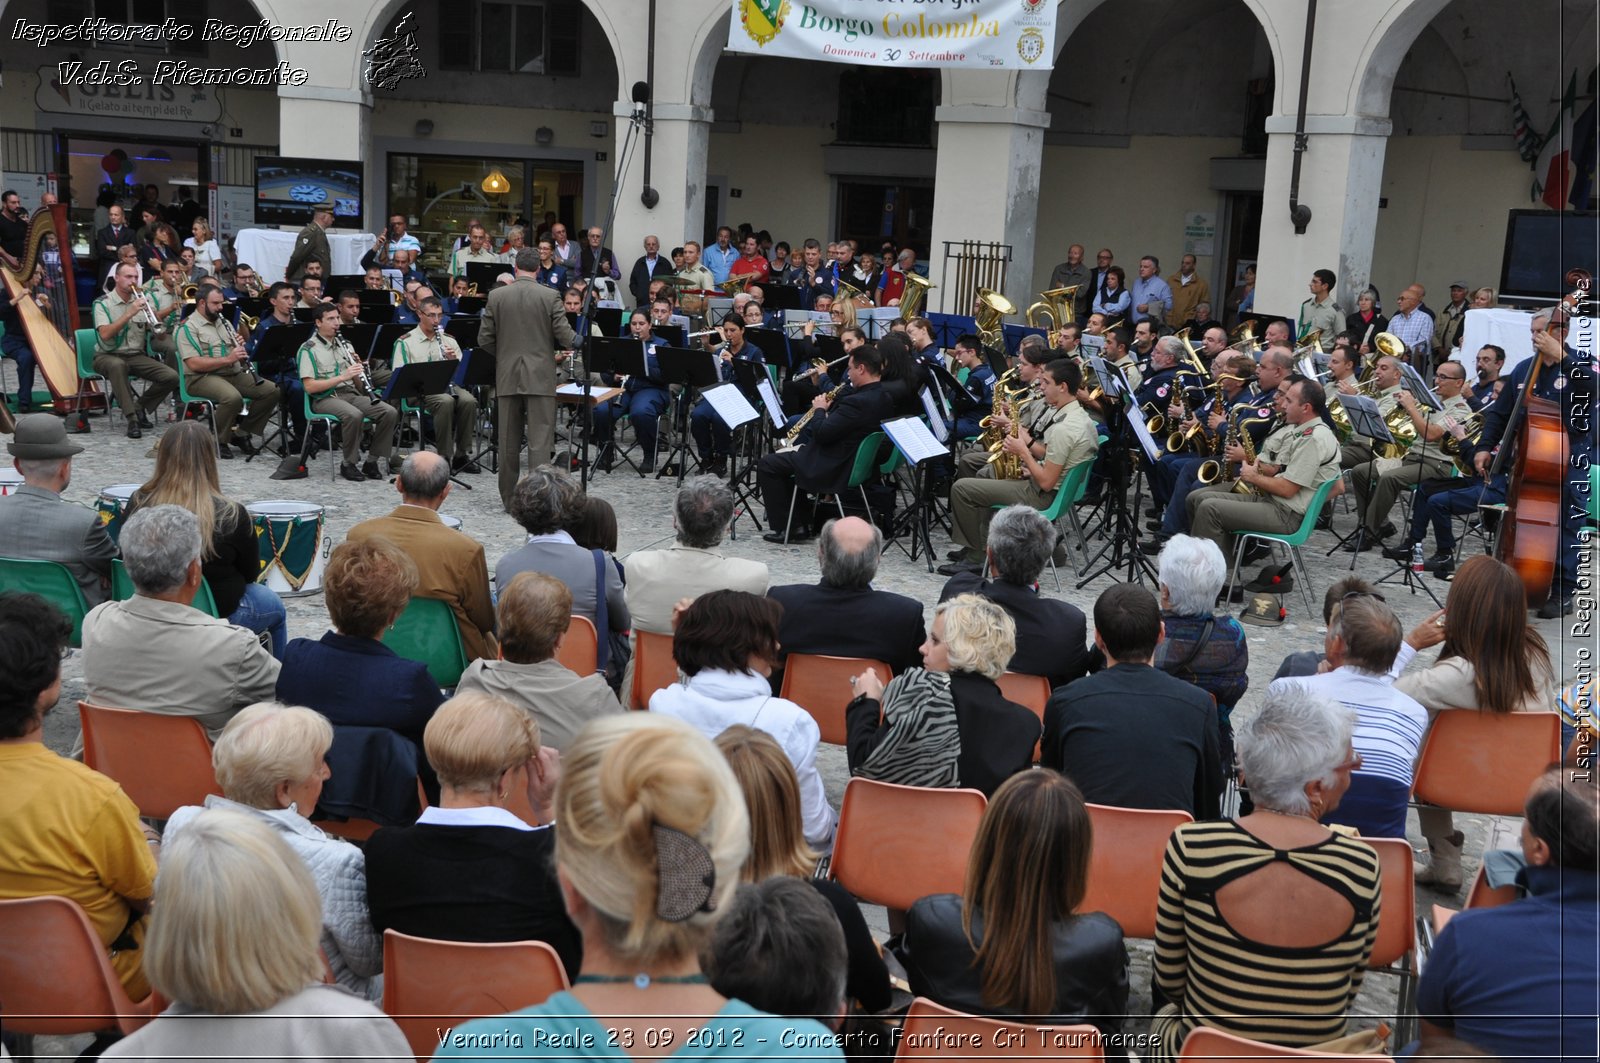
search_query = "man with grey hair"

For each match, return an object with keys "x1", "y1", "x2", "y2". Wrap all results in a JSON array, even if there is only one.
[
  {"x1": 346, "y1": 451, "x2": 495, "y2": 662},
  {"x1": 0, "y1": 414, "x2": 116, "y2": 606},
  {"x1": 1267, "y1": 593, "x2": 1426, "y2": 839},
  {"x1": 939, "y1": 505, "x2": 1088, "y2": 688},
  {"x1": 622, "y1": 477, "x2": 769, "y2": 707},
  {"x1": 81, "y1": 505, "x2": 279, "y2": 745},
  {"x1": 767, "y1": 516, "x2": 925, "y2": 692}
]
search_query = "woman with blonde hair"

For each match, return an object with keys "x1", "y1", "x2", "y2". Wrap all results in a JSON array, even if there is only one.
[
  {"x1": 435, "y1": 713, "x2": 843, "y2": 1061},
  {"x1": 124, "y1": 420, "x2": 285, "y2": 656},
  {"x1": 102, "y1": 809, "x2": 410, "y2": 1061},
  {"x1": 715, "y1": 725, "x2": 891, "y2": 1014},
  {"x1": 185, "y1": 216, "x2": 225, "y2": 276},
  {"x1": 1396, "y1": 554, "x2": 1555, "y2": 887},
  {"x1": 896, "y1": 770, "x2": 1127, "y2": 1047}
]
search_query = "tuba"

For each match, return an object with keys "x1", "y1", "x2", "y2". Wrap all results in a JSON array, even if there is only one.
[
  {"x1": 1025, "y1": 285, "x2": 1079, "y2": 332},
  {"x1": 720, "y1": 273, "x2": 753, "y2": 297},
  {"x1": 1228, "y1": 318, "x2": 1259, "y2": 356},
  {"x1": 899, "y1": 272, "x2": 934, "y2": 320},
  {"x1": 974, "y1": 287, "x2": 1016, "y2": 355},
  {"x1": 1440, "y1": 411, "x2": 1484, "y2": 475},
  {"x1": 1372, "y1": 331, "x2": 1407, "y2": 362},
  {"x1": 836, "y1": 278, "x2": 873, "y2": 309}
]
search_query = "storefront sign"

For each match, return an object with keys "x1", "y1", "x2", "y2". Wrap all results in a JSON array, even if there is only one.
[
  {"x1": 35, "y1": 65, "x2": 222, "y2": 122},
  {"x1": 728, "y1": 0, "x2": 1056, "y2": 70},
  {"x1": 1183, "y1": 211, "x2": 1216, "y2": 257}
]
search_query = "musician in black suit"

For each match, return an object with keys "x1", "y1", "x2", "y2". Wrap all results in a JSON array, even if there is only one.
[
  {"x1": 758, "y1": 345, "x2": 894, "y2": 543},
  {"x1": 767, "y1": 516, "x2": 926, "y2": 693}
]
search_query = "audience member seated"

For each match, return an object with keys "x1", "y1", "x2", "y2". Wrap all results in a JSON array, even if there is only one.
[
  {"x1": 715, "y1": 725, "x2": 891, "y2": 1015},
  {"x1": 364, "y1": 691, "x2": 580, "y2": 976},
  {"x1": 82, "y1": 506, "x2": 279, "y2": 746},
  {"x1": 276, "y1": 538, "x2": 444, "y2": 773},
  {"x1": 623, "y1": 478, "x2": 769, "y2": 706},
  {"x1": 161, "y1": 702, "x2": 382, "y2": 999},
  {"x1": 347, "y1": 452, "x2": 496, "y2": 663},
  {"x1": 939, "y1": 505, "x2": 1089, "y2": 687},
  {"x1": 1151, "y1": 535, "x2": 1249, "y2": 780},
  {"x1": 124, "y1": 421, "x2": 286, "y2": 657},
  {"x1": 101, "y1": 810, "x2": 409, "y2": 1062},
  {"x1": 767, "y1": 517, "x2": 925, "y2": 691},
  {"x1": 568, "y1": 495, "x2": 626, "y2": 586},
  {"x1": 1417, "y1": 767, "x2": 1600, "y2": 1059},
  {"x1": 0, "y1": 414, "x2": 116, "y2": 605},
  {"x1": 433, "y1": 713, "x2": 842, "y2": 1061},
  {"x1": 1394, "y1": 555, "x2": 1555, "y2": 888},
  {"x1": 703, "y1": 878, "x2": 849, "y2": 1028},
  {"x1": 847, "y1": 594, "x2": 1038, "y2": 797},
  {"x1": 651, "y1": 590, "x2": 835, "y2": 847},
  {"x1": 1267, "y1": 592, "x2": 1426, "y2": 839},
  {"x1": 1041, "y1": 584, "x2": 1221, "y2": 818},
  {"x1": 1148, "y1": 687, "x2": 1381, "y2": 1059},
  {"x1": 456, "y1": 572, "x2": 622, "y2": 750},
  {"x1": 0, "y1": 591, "x2": 158, "y2": 1001},
  {"x1": 896, "y1": 771, "x2": 1129, "y2": 1051},
  {"x1": 496, "y1": 466, "x2": 628, "y2": 665},
  {"x1": 1272, "y1": 576, "x2": 1378, "y2": 679}
]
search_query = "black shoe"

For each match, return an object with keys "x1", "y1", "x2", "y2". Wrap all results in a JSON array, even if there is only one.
[
  {"x1": 126, "y1": 421, "x2": 142, "y2": 439},
  {"x1": 946, "y1": 548, "x2": 968, "y2": 561},
  {"x1": 1220, "y1": 585, "x2": 1246, "y2": 605},
  {"x1": 136, "y1": 410, "x2": 154, "y2": 429},
  {"x1": 362, "y1": 460, "x2": 383, "y2": 480},
  {"x1": 1138, "y1": 537, "x2": 1167, "y2": 556},
  {"x1": 1537, "y1": 598, "x2": 1576, "y2": 619},
  {"x1": 1076, "y1": 492, "x2": 1103, "y2": 507},
  {"x1": 1145, "y1": 519, "x2": 1165, "y2": 533},
  {"x1": 1315, "y1": 512, "x2": 1334, "y2": 532},
  {"x1": 639, "y1": 457, "x2": 655, "y2": 474},
  {"x1": 595, "y1": 445, "x2": 616, "y2": 472},
  {"x1": 937, "y1": 560, "x2": 981, "y2": 577},
  {"x1": 452, "y1": 456, "x2": 481, "y2": 474},
  {"x1": 216, "y1": 442, "x2": 233, "y2": 459},
  {"x1": 1381, "y1": 542, "x2": 1416, "y2": 562},
  {"x1": 1379, "y1": 521, "x2": 1397, "y2": 540},
  {"x1": 340, "y1": 462, "x2": 365, "y2": 482},
  {"x1": 231, "y1": 434, "x2": 258, "y2": 456},
  {"x1": 708, "y1": 457, "x2": 727, "y2": 477},
  {"x1": 1144, "y1": 506, "x2": 1161, "y2": 519},
  {"x1": 1342, "y1": 530, "x2": 1376, "y2": 552},
  {"x1": 1242, "y1": 541, "x2": 1273, "y2": 565},
  {"x1": 1425, "y1": 551, "x2": 1453, "y2": 566}
]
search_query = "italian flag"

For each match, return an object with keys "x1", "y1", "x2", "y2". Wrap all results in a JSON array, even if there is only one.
[{"x1": 1533, "y1": 72, "x2": 1579, "y2": 209}]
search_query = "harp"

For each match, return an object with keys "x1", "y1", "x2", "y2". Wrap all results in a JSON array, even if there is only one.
[{"x1": 1, "y1": 206, "x2": 103, "y2": 428}]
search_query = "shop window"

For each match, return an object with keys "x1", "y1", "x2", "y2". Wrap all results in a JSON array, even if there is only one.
[
  {"x1": 836, "y1": 68, "x2": 936, "y2": 147},
  {"x1": 53, "y1": 0, "x2": 207, "y2": 55},
  {"x1": 436, "y1": 0, "x2": 581, "y2": 76}
]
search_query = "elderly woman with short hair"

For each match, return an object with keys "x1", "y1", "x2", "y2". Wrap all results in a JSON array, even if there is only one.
[
  {"x1": 103, "y1": 810, "x2": 410, "y2": 1062},
  {"x1": 848, "y1": 593, "x2": 1039, "y2": 797},
  {"x1": 1148, "y1": 686, "x2": 1382, "y2": 1059},
  {"x1": 162, "y1": 703, "x2": 383, "y2": 1000},
  {"x1": 1152, "y1": 535, "x2": 1249, "y2": 776}
]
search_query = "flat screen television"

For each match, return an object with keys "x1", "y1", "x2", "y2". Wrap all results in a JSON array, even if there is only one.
[
  {"x1": 254, "y1": 156, "x2": 363, "y2": 228},
  {"x1": 1499, "y1": 209, "x2": 1599, "y2": 302}
]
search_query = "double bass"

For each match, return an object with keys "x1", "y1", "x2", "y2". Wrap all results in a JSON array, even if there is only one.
[
  {"x1": 1490, "y1": 270, "x2": 1590, "y2": 607},
  {"x1": 0, "y1": 205, "x2": 104, "y2": 430}
]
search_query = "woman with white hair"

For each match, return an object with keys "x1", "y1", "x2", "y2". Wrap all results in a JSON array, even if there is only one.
[
  {"x1": 1147, "y1": 686, "x2": 1382, "y2": 1059},
  {"x1": 161, "y1": 702, "x2": 383, "y2": 1000},
  {"x1": 1151, "y1": 535, "x2": 1249, "y2": 778},
  {"x1": 847, "y1": 594, "x2": 1039, "y2": 797},
  {"x1": 103, "y1": 809, "x2": 409, "y2": 1061}
]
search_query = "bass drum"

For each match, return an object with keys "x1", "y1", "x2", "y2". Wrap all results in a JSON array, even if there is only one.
[
  {"x1": 247, "y1": 500, "x2": 329, "y2": 596},
  {"x1": 0, "y1": 468, "x2": 22, "y2": 495},
  {"x1": 440, "y1": 513, "x2": 463, "y2": 532},
  {"x1": 95, "y1": 483, "x2": 141, "y2": 543}
]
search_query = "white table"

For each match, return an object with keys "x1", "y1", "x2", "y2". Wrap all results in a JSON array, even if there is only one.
[{"x1": 231, "y1": 228, "x2": 372, "y2": 282}]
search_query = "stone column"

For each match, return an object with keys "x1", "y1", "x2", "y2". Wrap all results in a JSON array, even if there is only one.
[{"x1": 608, "y1": 102, "x2": 713, "y2": 255}]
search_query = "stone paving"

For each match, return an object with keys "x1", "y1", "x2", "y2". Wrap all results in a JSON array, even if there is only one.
[{"x1": 28, "y1": 407, "x2": 1597, "y2": 1053}]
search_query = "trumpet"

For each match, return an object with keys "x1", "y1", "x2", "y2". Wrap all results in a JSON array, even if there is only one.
[{"x1": 133, "y1": 288, "x2": 169, "y2": 338}]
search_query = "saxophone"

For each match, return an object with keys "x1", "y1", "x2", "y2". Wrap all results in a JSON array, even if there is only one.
[
  {"x1": 1227, "y1": 415, "x2": 1276, "y2": 495},
  {"x1": 976, "y1": 366, "x2": 1018, "y2": 456},
  {"x1": 784, "y1": 382, "x2": 846, "y2": 446}
]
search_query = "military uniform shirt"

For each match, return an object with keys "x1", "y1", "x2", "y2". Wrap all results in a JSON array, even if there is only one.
[
  {"x1": 1259, "y1": 419, "x2": 1340, "y2": 514},
  {"x1": 393, "y1": 326, "x2": 462, "y2": 369},
  {"x1": 92, "y1": 290, "x2": 150, "y2": 355}
]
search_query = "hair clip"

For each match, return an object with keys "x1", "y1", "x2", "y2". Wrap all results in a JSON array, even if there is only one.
[{"x1": 653, "y1": 823, "x2": 716, "y2": 923}]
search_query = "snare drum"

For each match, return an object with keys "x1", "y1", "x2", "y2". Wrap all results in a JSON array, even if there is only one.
[
  {"x1": 0, "y1": 468, "x2": 23, "y2": 495},
  {"x1": 247, "y1": 501, "x2": 329, "y2": 596},
  {"x1": 95, "y1": 484, "x2": 141, "y2": 543},
  {"x1": 440, "y1": 514, "x2": 463, "y2": 532}
]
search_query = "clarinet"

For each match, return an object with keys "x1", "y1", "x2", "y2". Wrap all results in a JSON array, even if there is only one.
[
  {"x1": 338, "y1": 335, "x2": 379, "y2": 399},
  {"x1": 217, "y1": 315, "x2": 265, "y2": 386}
]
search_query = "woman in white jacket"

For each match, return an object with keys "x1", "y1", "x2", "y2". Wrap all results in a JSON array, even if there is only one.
[
  {"x1": 1394, "y1": 555, "x2": 1554, "y2": 888},
  {"x1": 162, "y1": 702, "x2": 384, "y2": 999},
  {"x1": 649, "y1": 590, "x2": 836, "y2": 847}
]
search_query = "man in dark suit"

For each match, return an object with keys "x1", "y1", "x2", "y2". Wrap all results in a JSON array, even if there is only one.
[
  {"x1": 0, "y1": 415, "x2": 117, "y2": 605},
  {"x1": 628, "y1": 234, "x2": 670, "y2": 307},
  {"x1": 768, "y1": 515, "x2": 925, "y2": 692},
  {"x1": 478, "y1": 248, "x2": 579, "y2": 509},
  {"x1": 1040, "y1": 583, "x2": 1222, "y2": 818},
  {"x1": 939, "y1": 504, "x2": 1089, "y2": 688},
  {"x1": 94, "y1": 203, "x2": 134, "y2": 276},
  {"x1": 758, "y1": 345, "x2": 894, "y2": 542}
]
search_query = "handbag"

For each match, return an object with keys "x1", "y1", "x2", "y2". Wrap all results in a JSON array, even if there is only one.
[{"x1": 592, "y1": 549, "x2": 630, "y2": 689}]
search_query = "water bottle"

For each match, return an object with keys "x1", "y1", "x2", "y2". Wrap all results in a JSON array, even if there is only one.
[{"x1": 1411, "y1": 543, "x2": 1425, "y2": 573}]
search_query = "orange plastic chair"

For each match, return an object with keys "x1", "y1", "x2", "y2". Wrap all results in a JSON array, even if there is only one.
[
  {"x1": 631, "y1": 629, "x2": 679, "y2": 709},
  {"x1": 1081, "y1": 804, "x2": 1193, "y2": 940},
  {"x1": 0, "y1": 896, "x2": 156, "y2": 1039},
  {"x1": 556, "y1": 614, "x2": 599, "y2": 675},
  {"x1": 996, "y1": 671, "x2": 1051, "y2": 760},
  {"x1": 1178, "y1": 1025, "x2": 1381, "y2": 1060},
  {"x1": 780, "y1": 653, "x2": 891, "y2": 745},
  {"x1": 1411, "y1": 709, "x2": 1561, "y2": 817},
  {"x1": 896, "y1": 997, "x2": 1104, "y2": 1061},
  {"x1": 381, "y1": 929, "x2": 570, "y2": 1061},
  {"x1": 1429, "y1": 864, "x2": 1518, "y2": 937},
  {"x1": 829, "y1": 778, "x2": 987, "y2": 913},
  {"x1": 78, "y1": 701, "x2": 221, "y2": 821},
  {"x1": 1358, "y1": 835, "x2": 1417, "y2": 1043}
]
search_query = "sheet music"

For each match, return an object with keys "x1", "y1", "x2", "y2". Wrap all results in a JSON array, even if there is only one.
[
  {"x1": 784, "y1": 309, "x2": 834, "y2": 336},
  {"x1": 755, "y1": 376, "x2": 786, "y2": 430},
  {"x1": 883, "y1": 416, "x2": 950, "y2": 465},
  {"x1": 1087, "y1": 355, "x2": 1122, "y2": 398},
  {"x1": 1125, "y1": 407, "x2": 1163, "y2": 463},
  {"x1": 1338, "y1": 393, "x2": 1393, "y2": 442},
  {"x1": 919, "y1": 386, "x2": 950, "y2": 442},
  {"x1": 860, "y1": 306, "x2": 901, "y2": 340},
  {"x1": 699, "y1": 382, "x2": 759, "y2": 428},
  {"x1": 1079, "y1": 333, "x2": 1107, "y2": 357},
  {"x1": 1397, "y1": 363, "x2": 1442, "y2": 410}
]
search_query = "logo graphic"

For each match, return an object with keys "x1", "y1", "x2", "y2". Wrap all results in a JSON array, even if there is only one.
[
  {"x1": 1017, "y1": 27, "x2": 1045, "y2": 64},
  {"x1": 739, "y1": 0, "x2": 790, "y2": 47},
  {"x1": 364, "y1": 11, "x2": 427, "y2": 91}
]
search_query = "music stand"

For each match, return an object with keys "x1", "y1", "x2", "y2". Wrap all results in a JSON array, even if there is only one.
[
  {"x1": 338, "y1": 322, "x2": 380, "y2": 362},
  {"x1": 655, "y1": 345, "x2": 721, "y2": 486},
  {"x1": 455, "y1": 348, "x2": 499, "y2": 474},
  {"x1": 593, "y1": 307, "x2": 624, "y2": 338},
  {"x1": 444, "y1": 317, "x2": 481, "y2": 351},
  {"x1": 653, "y1": 323, "x2": 686, "y2": 347},
  {"x1": 763, "y1": 285, "x2": 801, "y2": 311},
  {"x1": 249, "y1": 323, "x2": 313, "y2": 459},
  {"x1": 743, "y1": 327, "x2": 791, "y2": 371},
  {"x1": 727, "y1": 359, "x2": 777, "y2": 536},
  {"x1": 1077, "y1": 360, "x2": 1156, "y2": 588},
  {"x1": 383, "y1": 360, "x2": 467, "y2": 487},
  {"x1": 453, "y1": 296, "x2": 486, "y2": 316},
  {"x1": 586, "y1": 337, "x2": 649, "y2": 476},
  {"x1": 464, "y1": 263, "x2": 509, "y2": 293},
  {"x1": 881, "y1": 416, "x2": 950, "y2": 572},
  {"x1": 369, "y1": 323, "x2": 408, "y2": 371}
]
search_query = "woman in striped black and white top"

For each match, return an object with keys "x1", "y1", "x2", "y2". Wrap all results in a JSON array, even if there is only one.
[{"x1": 1149, "y1": 686, "x2": 1382, "y2": 1058}]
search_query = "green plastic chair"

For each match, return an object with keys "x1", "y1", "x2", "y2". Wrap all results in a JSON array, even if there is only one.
[
  {"x1": 382, "y1": 596, "x2": 469, "y2": 689},
  {"x1": 0, "y1": 556, "x2": 92, "y2": 647},
  {"x1": 1223, "y1": 476, "x2": 1343, "y2": 615},
  {"x1": 109, "y1": 559, "x2": 220, "y2": 617},
  {"x1": 303, "y1": 390, "x2": 381, "y2": 481},
  {"x1": 985, "y1": 437, "x2": 1103, "y2": 589},
  {"x1": 779, "y1": 431, "x2": 888, "y2": 544}
]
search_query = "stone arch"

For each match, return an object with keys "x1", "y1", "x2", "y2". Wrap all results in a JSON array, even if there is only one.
[
  {"x1": 1354, "y1": 0, "x2": 1454, "y2": 119},
  {"x1": 688, "y1": 7, "x2": 734, "y2": 108}
]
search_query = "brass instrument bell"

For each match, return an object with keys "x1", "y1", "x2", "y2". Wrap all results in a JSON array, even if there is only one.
[
  {"x1": 1024, "y1": 285, "x2": 1079, "y2": 332},
  {"x1": 899, "y1": 273, "x2": 934, "y2": 320}
]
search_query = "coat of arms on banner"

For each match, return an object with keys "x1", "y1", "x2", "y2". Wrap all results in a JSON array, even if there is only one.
[{"x1": 739, "y1": 0, "x2": 790, "y2": 46}]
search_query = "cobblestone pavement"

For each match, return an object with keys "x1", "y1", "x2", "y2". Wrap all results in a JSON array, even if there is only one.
[{"x1": 31, "y1": 411, "x2": 1597, "y2": 1050}]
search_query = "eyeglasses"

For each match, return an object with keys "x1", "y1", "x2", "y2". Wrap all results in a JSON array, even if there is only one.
[{"x1": 1434, "y1": 373, "x2": 1465, "y2": 381}]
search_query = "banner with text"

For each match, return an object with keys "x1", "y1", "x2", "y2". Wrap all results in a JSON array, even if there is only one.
[{"x1": 728, "y1": 0, "x2": 1056, "y2": 70}]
